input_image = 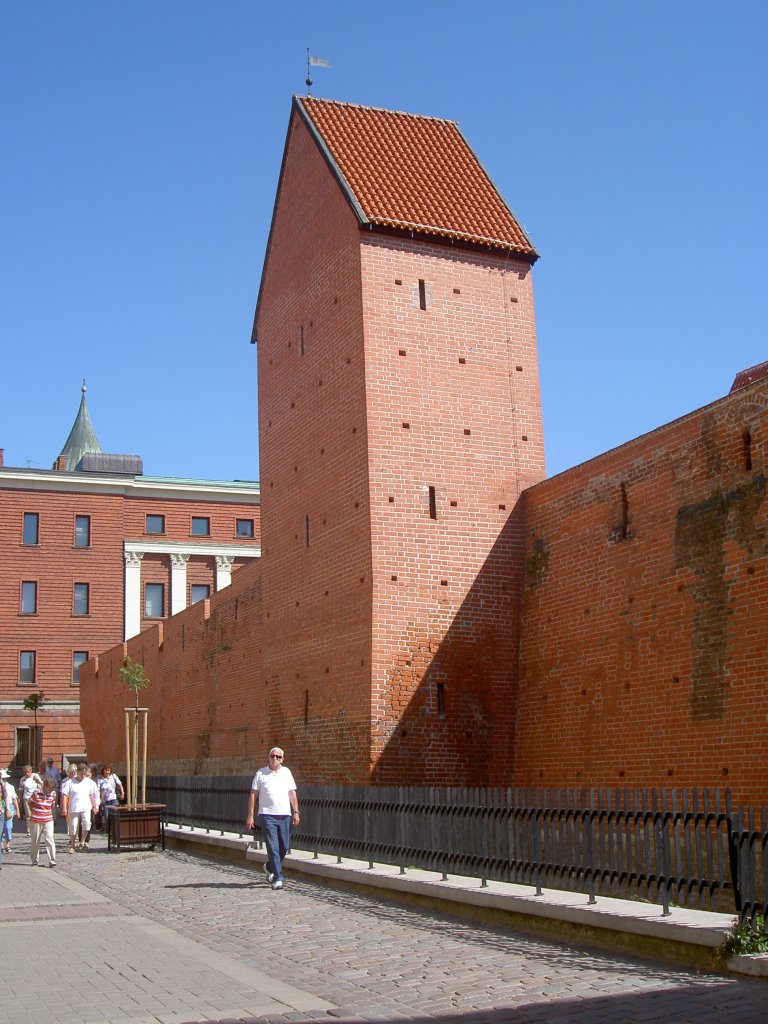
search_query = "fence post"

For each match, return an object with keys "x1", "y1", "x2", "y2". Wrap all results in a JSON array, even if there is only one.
[
  {"x1": 585, "y1": 790, "x2": 596, "y2": 905},
  {"x1": 726, "y1": 793, "x2": 743, "y2": 919}
]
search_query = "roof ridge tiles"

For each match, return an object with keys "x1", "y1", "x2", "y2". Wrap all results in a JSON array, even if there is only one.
[{"x1": 298, "y1": 94, "x2": 459, "y2": 126}]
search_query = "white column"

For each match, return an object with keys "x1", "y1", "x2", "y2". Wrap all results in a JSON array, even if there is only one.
[
  {"x1": 215, "y1": 554, "x2": 234, "y2": 591},
  {"x1": 170, "y1": 553, "x2": 190, "y2": 616},
  {"x1": 124, "y1": 551, "x2": 144, "y2": 640}
]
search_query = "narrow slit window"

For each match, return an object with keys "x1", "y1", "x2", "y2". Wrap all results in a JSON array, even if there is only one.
[
  {"x1": 620, "y1": 482, "x2": 629, "y2": 540},
  {"x1": 428, "y1": 486, "x2": 437, "y2": 520},
  {"x1": 305, "y1": 515, "x2": 310, "y2": 547},
  {"x1": 300, "y1": 324, "x2": 306, "y2": 356},
  {"x1": 437, "y1": 683, "x2": 446, "y2": 718},
  {"x1": 304, "y1": 689, "x2": 310, "y2": 724},
  {"x1": 418, "y1": 279, "x2": 427, "y2": 310},
  {"x1": 743, "y1": 430, "x2": 752, "y2": 471}
]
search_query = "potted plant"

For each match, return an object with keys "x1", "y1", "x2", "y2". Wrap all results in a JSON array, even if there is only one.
[{"x1": 107, "y1": 657, "x2": 165, "y2": 851}]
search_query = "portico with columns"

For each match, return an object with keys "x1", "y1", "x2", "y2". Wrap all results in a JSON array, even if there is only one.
[{"x1": 123, "y1": 539, "x2": 260, "y2": 639}]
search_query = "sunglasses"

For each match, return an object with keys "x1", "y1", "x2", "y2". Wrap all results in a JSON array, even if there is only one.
[{"x1": 269, "y1": 754, "x2": 283, "y2": 760}]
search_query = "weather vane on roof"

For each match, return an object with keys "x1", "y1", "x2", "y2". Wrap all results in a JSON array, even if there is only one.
[{"x1": 306, "y1": 48, "x2": 331, "y2": 95}]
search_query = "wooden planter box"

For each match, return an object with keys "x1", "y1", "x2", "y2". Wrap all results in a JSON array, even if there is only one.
[{"x1": 107, "y1": 804, "x2": 166, "y2": 852}]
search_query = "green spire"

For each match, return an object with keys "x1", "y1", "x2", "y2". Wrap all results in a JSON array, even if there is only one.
[{"x1": 58, "y1": 381, "x2": 102, "y2": 471}]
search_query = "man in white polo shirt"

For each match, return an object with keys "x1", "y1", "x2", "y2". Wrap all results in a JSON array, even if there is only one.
[{"x1": 245, "y1": 747, "x2": 300, "y2": 890}]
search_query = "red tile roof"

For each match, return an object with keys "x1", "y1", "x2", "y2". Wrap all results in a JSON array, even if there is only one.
[
  {"x1": 730, "y1": 360, "x2": 768, "y2": 393},
  {"x1": 297, "y1": 97, "x2": 537, "y2": 258}
]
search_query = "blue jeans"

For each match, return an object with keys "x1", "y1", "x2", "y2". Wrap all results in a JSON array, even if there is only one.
[
  {"x1": 259, "y1": 814, "x2": 291, "y2": 882},
  {"x1": 2, "y1": 816, "x2": 13, "y2": 846},
  {"x1": 102, "y1": 799, "x2": 119, "y2": 831}
]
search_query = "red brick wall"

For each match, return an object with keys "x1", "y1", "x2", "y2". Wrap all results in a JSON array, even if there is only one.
[
  {"x1": 254, "y1": 108, "x2": 375, "y2": 782},
  {"x1": 360, "y1": 236, "x2": 544, "y2": 783},
  {"x1": 0, "y1": 489, "x2": 125, "y2": 766},
  {"x1": 0, "y1": 480, "x2": 260, "y2": 769},
  {"x1": 80, "y1": 560, "x2": 264, "y2": 773},
  {"x1": 515, "y1": 381, "x2": 768, "y2": 805}
]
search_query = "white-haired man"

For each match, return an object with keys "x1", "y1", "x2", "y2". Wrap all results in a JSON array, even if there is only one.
[{"x1": 245, "y1": 747, "x2": 300, "y2": 890}]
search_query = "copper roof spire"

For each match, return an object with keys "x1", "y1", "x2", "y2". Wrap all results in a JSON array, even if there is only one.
[{"x1": 57, "y1": 381, "x2": 102, "y2": 471}]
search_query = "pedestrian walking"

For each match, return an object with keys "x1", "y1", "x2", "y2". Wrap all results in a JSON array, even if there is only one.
[
  {"x1": 63, "y1": 763, "x2": 99, "y2": 853},
  {"x1": 245, "y1": 746, "x2": 300, "y2": 890},
  {"x1": 58, "y1": 765, "x2": 77, "y2": 835},
  {"x1": 98, "y1": 764, "x2": 124, "y2": 834},
  {"x1": 43, "y1": 758, "x2": 61, "y2": 788},
  {"x1": 0, "y1": 776, "x2": 14, "y2": 868},
  {"x1": 0, "y1": 769, "x2": 19, "y2": 852},
  {"x1": 19, "y1": 765, "x2": 44, "y2": 833},
  {"x1": 28, "y1": 777, "x2": 57, "y2": 867}
]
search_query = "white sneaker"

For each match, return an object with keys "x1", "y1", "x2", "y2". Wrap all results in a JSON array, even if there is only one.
[
  {"x1": 271, "y1": 879, "x2": 284, "y2": 890},
  {"x1": 263, "y1": 863, "x2": 275, "y2": 883}
]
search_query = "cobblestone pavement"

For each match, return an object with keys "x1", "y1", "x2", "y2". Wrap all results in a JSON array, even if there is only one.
[{"x1": 1, "y1": 829, "x2": 767, "y2": 1024}]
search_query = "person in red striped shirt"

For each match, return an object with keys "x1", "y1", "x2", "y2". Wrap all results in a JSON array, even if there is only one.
[{"x1": 28, "y1": 777, "x2": 57, "y2": 867}]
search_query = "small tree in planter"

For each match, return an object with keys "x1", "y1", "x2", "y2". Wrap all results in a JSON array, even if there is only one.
[
  {"x1": 110, "y1": 656, "x2": 165, "y2": 851},
  {"x1": 118, "y1": 657, "x2": 150, "y2": 806},
  {"x1": 22, "y1": 691, "x2": 47, "y2": 767}
]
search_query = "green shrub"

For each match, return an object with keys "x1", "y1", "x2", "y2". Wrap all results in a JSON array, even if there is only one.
[{"x1": 718, "y1": 917, "x2": 768, "y2": 959}]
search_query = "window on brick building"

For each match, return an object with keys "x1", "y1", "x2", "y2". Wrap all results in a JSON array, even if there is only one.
[
  {"x1": 21, "y1": 581, "x2": 37, "y2": 614},
  {"x1": 74, "y1": 515, "x2": 91, "y2": 547},
  {"x1": 23, "y1": 512, "x2": 39, "y2": 546},
  {"x1": 145, "y1": 583, "x2": 164, "y2": 618},
  {"x1": 236, "y1": 518, "x2": 254, "y2": 538},
  {"x1": 72, "y1": 651, "x2": 89, "y2": 686},
  {"x1": 73, "y1": 583, "x2": 90, "y2": 615},
  {"x1": 19, "y1": 650, "x2": 36, "y2": 685},
  {"x1": 190, "y1": 584, "x2": 210, "y2": 605},
  {"x1": 191, "y1": 516, "x2": 210, "y2": 536},
  {"x1": 146, "y1": 514, "x2": 165, "y2": 535}
]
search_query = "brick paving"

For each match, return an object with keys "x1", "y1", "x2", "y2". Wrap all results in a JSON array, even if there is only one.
[{"x1": 1, "y1": 829, "x2": 767, "y2": 1023}]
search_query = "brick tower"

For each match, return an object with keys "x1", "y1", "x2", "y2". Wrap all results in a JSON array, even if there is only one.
[{"x1": 254, "y1": 98, "x2": 545, "y2": 784}]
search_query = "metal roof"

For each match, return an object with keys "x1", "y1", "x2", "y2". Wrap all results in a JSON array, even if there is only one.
[{"x1": 58, "y1": 385, "x2": 102, "y2": 471}]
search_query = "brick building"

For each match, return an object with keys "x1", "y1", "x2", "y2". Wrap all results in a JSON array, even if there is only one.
[
  {"x1": 80, "y1": 98, "x2": 768, "y2": 803},
  {"x1": 1, "y1": 386, "x2": 260, "y2": 770}
]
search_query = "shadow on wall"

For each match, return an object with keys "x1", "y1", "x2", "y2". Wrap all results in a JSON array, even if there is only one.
[{"x1": 373, "y1": 501, "x2": 525, "y2": 787}]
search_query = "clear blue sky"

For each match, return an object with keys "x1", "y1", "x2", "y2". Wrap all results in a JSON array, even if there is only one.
[{"x1": 2, "y1": 2, "x2": 765, "y2": 481}]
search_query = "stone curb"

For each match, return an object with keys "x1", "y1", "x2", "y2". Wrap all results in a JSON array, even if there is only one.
[
  {"x1": 727, "y1": 952, "x2": 768, "y2": 977},
  {"x1": 163, "y1": 823, "x2": 767, "y2": 977}
]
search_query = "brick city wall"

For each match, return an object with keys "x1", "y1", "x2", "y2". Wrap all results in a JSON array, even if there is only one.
[
  {"x1": 515, "y1": 378, "x2": 768, "y2": 805},
  {"x1": 79, "y1": 558, "x2": 264, "y2": 775}
]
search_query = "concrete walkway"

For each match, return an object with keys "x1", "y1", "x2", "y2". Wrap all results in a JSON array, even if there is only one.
[{"x1": 1, "y1": 828, "x2": 767, "y2": 1024}]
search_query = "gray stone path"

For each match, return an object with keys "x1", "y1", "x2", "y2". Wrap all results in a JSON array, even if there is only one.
[{"x1": 1, "y1": 829, "x2": 767, "y2": 1023}]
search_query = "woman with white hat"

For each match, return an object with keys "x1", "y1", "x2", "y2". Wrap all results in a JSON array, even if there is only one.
[
  {"x1": 0, "y1": 770, "x2": 20, "y2": 853},
  {"x1": 0, "y1": 776, "x2": 13, "y2": 868}
]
